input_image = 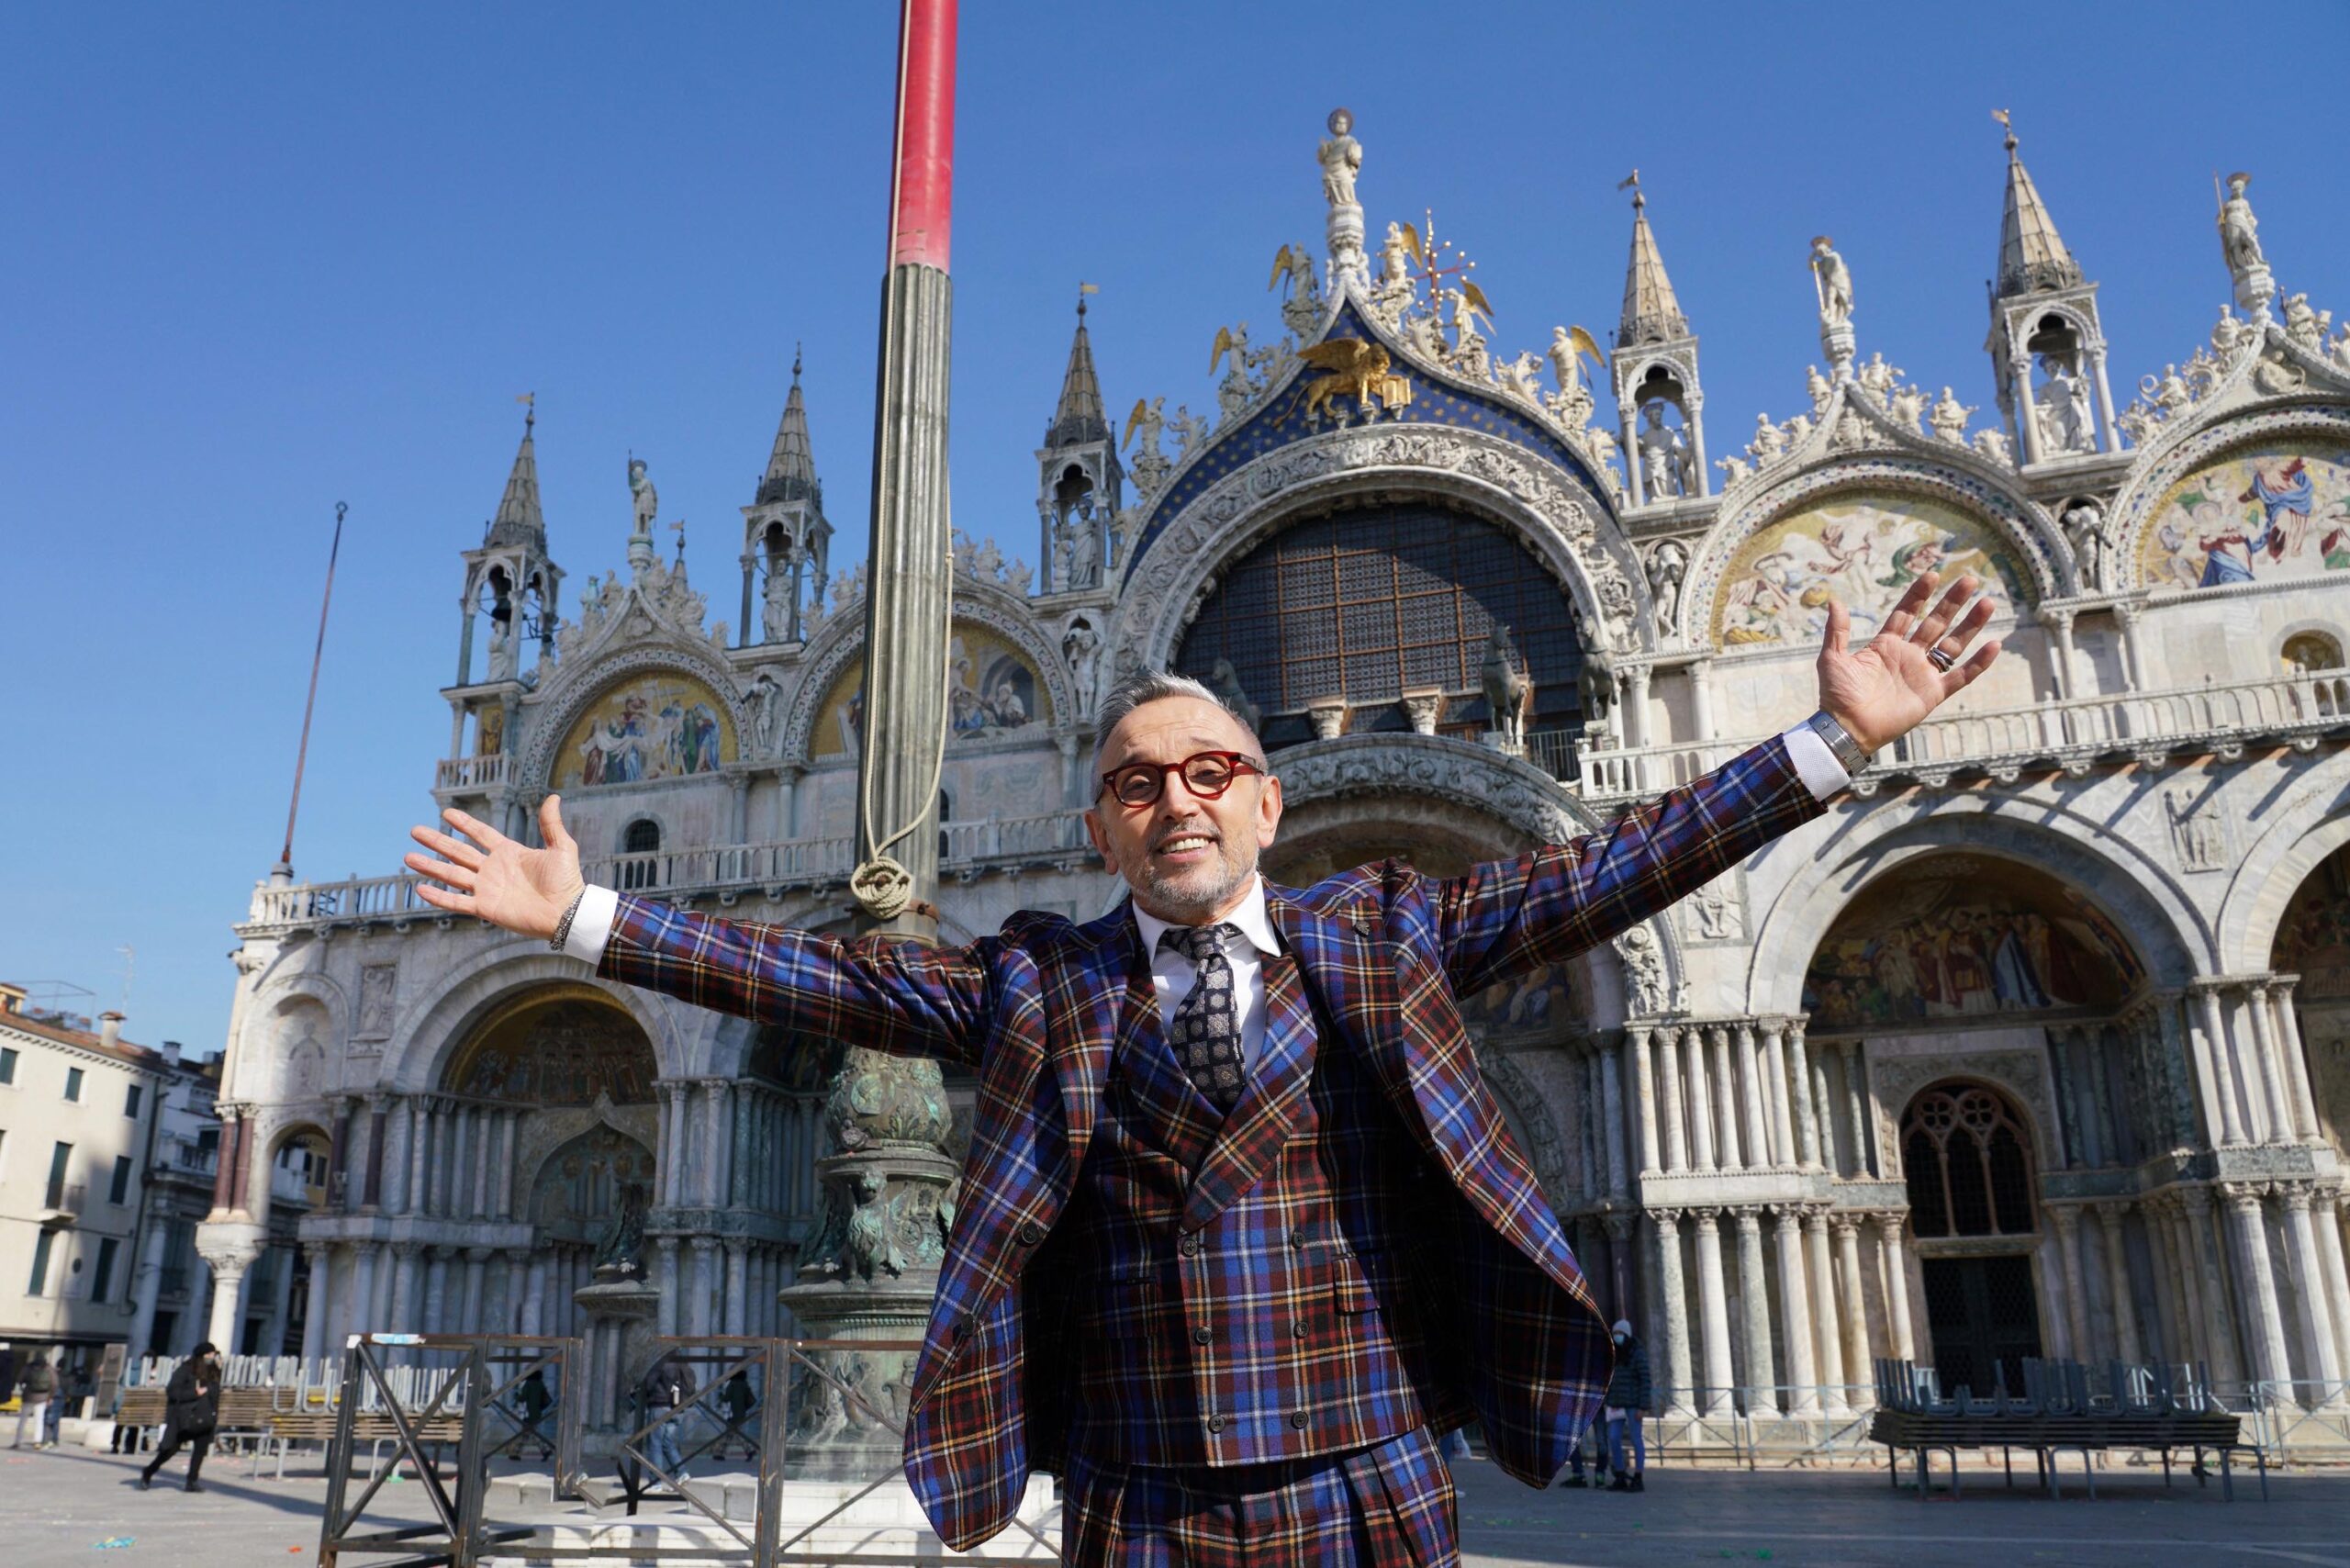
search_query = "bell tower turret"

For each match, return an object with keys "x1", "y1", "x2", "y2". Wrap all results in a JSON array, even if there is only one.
[
  {"x1": 1985, "y1": 113, "x2": 2119, "y2": 465},
  {"x1": 1609, "y1": 174, "x2": 1708, "y2": 509},
  {"x1": 1035, "y1": 290, "x2": 1123, "y2": 592},
  {"x1": 740, "y1": 348, "x2": 832, "y2": 646},
  {"x1": 445, "y1": 402, "x2": 563, "y2": 817}
]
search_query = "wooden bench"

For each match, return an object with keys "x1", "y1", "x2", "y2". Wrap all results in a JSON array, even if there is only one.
[
  {"x1": 1867, "y1": 1407, "x2": 2267, "y2": 1500},
  {"x1": 258, "y1": 1408, "x2": 466, "y2": 1480}
]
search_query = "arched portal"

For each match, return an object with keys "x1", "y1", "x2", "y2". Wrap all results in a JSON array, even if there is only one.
[
  {"x1": 442, "y1": 985, "x2": 659, "y2": 1107},
  {"x1": 1900, "y1": 1081, "x2": 2044, "y2": 1398},
  {"x1": 1173, "y1": 498, "x2": 1587, "y2": 753},
  {"x1": 2271, "y1": 842, "x2": 2350, "y2": 1159}
]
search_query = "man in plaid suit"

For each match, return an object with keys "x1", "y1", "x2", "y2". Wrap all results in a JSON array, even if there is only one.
[{"x1": 410, "y1": 574, "x2": 1998, "y2": 1564}]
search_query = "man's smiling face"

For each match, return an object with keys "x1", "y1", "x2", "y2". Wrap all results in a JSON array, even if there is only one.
[{"x1": 1083, "y1": 694, "x2": 1281, "y2": 924}]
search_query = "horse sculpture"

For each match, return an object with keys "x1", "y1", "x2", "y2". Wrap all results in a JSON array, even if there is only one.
[{"x1": 1481, "y1": 625, "x2": 1533, "y2": 747}]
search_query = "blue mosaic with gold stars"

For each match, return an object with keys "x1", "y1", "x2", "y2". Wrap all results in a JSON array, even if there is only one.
[{"x1": 1124, "y1": 298, "x2": 1612, "y2": 581}]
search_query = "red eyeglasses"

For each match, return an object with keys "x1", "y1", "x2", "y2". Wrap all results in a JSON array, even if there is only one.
[{"x1": 1097, "y1": 750, "x2": 1267, "y2": 808}]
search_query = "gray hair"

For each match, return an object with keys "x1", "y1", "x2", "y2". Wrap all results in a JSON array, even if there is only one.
[{"x1": 1091, "y1": 666, "x2": 1262, "y2": 773}]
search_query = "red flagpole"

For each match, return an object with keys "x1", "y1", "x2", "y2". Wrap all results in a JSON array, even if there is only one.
[{"x1": 276, "y1": 501, "x2": 347, "y2": 878}]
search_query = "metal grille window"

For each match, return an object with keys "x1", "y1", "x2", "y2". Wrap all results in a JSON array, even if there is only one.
[
  {"x1": 1902, "y1": 1084, "x2": 2036, "y2": 1238},
  {"x1": 1175, "y1": 504, "x2": 1584, "y2": 740},
  {"x1": 621, "y1": 819, "x2": 661, "y2": 891}
]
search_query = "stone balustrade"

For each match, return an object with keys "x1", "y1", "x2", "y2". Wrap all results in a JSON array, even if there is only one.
[
  {"x1": 1573, "y1": 666, "x2": 2350, "y2": 804},
  {"x1": 433, "y1": 753, "x2": 516, "y2": 791}
]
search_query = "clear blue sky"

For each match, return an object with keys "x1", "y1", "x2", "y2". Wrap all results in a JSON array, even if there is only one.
[{"x1": 5, "y1": 2, "x2": 2343, "y2": 1055}]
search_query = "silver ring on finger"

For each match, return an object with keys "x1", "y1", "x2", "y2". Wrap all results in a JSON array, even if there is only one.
[{"x1": 1926, "y1": 644, "x2": 1957, "y2": 672}]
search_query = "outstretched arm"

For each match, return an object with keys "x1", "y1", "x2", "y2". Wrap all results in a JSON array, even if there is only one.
[
  {"x1": 406, "y1": 797, "x2": 992, "y2": 1065},
  {"x1": 1438, "y1": 571, "x2": 2001, "y2": 992}
]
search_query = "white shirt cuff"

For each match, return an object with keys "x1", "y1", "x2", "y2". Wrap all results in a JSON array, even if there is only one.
[
  {"x1": 1779, "y1": 720, "x2": 1852, "y2": 802},
  {"x1": 562, "y1": 885, "x2": 621, "y2": 964}
]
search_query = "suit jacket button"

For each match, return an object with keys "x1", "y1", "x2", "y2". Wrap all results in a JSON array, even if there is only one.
[
  {"x1": 1292, "y1": 1320, "x2": 1309, "y2": 1339},
  {"x1": 952, "y1": 1315, "x2": 972, "y2": 1342},
  {"x1": 1192, "y1": 1326, "x2": 1212, "y2": 1345},
  {"x1": 1289, "y1": 1226, "x2": 1308, "y2": 1249},
  {"x1": 1289, "y1": 1410, "x2": 1309, "y2": 1429},
  {"x1": 1014, "y1": 1220, "x2": 1045, "y2": 1247},
  {"x1": 1206, "y1": 1413, "x2": 1226, "y2": 1434},
  {"x1": 1179, "y1": 1234, "x2": 1202, "y2": 1257}
]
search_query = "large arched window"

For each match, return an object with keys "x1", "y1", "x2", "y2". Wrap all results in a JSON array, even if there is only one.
[
  {"x1": 1902, "y1": 1083, "x2": 2036, "y2": 1238},
  {"x1": 621, "y1": 818, "x2": 661, "y2": 890},
  {"x1": 1175, "y1": 501, "x2": 1585, "y2": 749}
]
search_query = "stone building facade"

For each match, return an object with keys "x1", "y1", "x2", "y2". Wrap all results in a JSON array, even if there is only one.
[{"x1": 201, "y1": 119, "x2": 2350, "y2": 1439}]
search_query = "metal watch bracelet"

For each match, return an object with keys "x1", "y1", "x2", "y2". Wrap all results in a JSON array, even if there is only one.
[
  {"x1": 548, "y1": 889, "x2": 588, "y2": 953},
  {"x1": 1806, "y1": 710, "x2": 1874, "y2": 777}
]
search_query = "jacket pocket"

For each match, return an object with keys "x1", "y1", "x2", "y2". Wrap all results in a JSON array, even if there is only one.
[{"x1": 1332, "y1": 1258, "x2": 1382, "y2": 1316}]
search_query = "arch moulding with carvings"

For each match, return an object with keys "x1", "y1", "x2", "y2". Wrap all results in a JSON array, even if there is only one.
[
  {"x1": 2213, "y1": 748, "x2": 2350, "y2": 971},
  {"x1": 2107, "y1": 402, "x2": 2350, "y2": 592},
  {"x1": 1109, "y1": 425, "x2": 1647, "y2": 679},
  {"x1": 384, "y1": 943, "x2": 687, "y2": 1093},
  {"x1": 1680, "y1": 458, "x2": 2064, "y2": 650},
  {"x1": 1741, "y1": 797, "x2": 2209, "y2": 1018},
  {"x1": 520, "y1": 636, "x2": 753, "y2": 798}
]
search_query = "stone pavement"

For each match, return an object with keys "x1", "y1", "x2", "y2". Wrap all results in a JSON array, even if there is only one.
[{"x1": 4, "y1": 1444, "x2": 2347, "y2": 1566}]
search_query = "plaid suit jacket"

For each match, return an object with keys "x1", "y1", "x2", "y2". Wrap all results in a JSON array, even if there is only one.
[{"x1": 598, "y1": 733, "x2": 1824, "y2": 1549}]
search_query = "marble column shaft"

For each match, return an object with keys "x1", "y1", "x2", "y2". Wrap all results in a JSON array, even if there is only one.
[
  {"x1": 1733, "y1": 1209, "x2": 1774, "y2": 1412},
  {"x1": 2314, "y1": 1190, "x2": 2350, "y2": 1381},
  {"x1": 1654, "y1": 1213, "x2": 1692, "y2": 1419},
  {"x1": 1655, "y1": 1025, "x2": 1688, "y2": 1173},
  {"x1": 1874, "y1": 1215, "x2": 1915, "y2": 1361},
  {"x1": 2222, "y1": 1189, "x2": 2290, "y2": 1387},
  {"x1": 1830, "y1": 1217, "x2": 1871, "y2": 1406},
  {"x1": 1600, "y1": 1045, "x2": 1628, "y2": 1199},
  {"x1": 1772, "y1": 1209, "x2": 1817, "y2": 1414},
  {"x1": 2194, "y1": 985, "x2": 2249, "y2": 1147},
  {"x1": 1628, "y1": 1026, "x2": 1660, "y2": 1177},
  {"x1": 2180, "y1": 1190, "x2": 2244, "y2": 1382},
  {"x1": 2244, "y1": 986, "x2": 2293, "y2": 1145},
  {"x1": 2051, "y1": 1205, "x2": 2091, "y2": 1359},
  {"x1": 1785, "y1": 1022, "x2": 1820, "y2": 1170},
  {"x1": 1684, "y1": 1027, "x2": 1717, "y2": 1172},
  {"x1": 299, "y1": 1244, "x2": 331, "y2": 1366},
  {"x1": 724, "y1": 1242, "x2": 749, "y2": 1337},
  {"x1": 2278, "y1": 1187, "x2": 2343, "y2": 1390},
  {"x1": 1713, "y1": 1027, "x2": 1746, "y2": 1171},
  {"x1": 1761, "y1": 1023, "x2": 1796, "y2": 1168},
  {"x1": 2095, "y1": 1204, "x2": 2141, "y2": 1364},
  {"x1": 1691, "y1": 1211, "x2": 1735, "y2": 1417},
  {"x1": 656, "y1": 1238, "x2": 680, "y2": 1338},
  {"x1": 688, "y1": 1238, "x2": 718, "y2": 1337},
  {"x1": 1801, "y1": 1212, "x2": 1845, "y2": 1414},
  {"x1": 2269, "y1": 983, "x2": 2321, "y2": 1141},
  {"x1": 390, "y1": 1243, "x2": 420, "y2": 1331},
  {"x1": 1840, "y1": 1045, "x2": 1870, "y2": 1178}
]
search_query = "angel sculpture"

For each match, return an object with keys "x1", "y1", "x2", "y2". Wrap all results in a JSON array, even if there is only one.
[
  {"x1": 1269, "y1": 242, "x2": 1319, "y2": 299},
  {"x1": 1211, "y1": 323, "x2": 1259, "y2": 418},
  {"x1": 1122, "y1": 395, "x2": 1167, "y2": 458},
  {"x1": 1168, "y1": 403, "x2": 1210, "y2": 460},
  {"x1": 1446, "y1": 281, "x2": 1495, "y2": 347},
  {"x1": 1545, "y1": 325, "x2": 1605, "y2": 428}
]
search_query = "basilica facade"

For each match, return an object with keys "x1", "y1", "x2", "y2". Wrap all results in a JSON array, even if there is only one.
[{"x1": 198, "y1": 117, "x2": 2350, "y2": 1443}]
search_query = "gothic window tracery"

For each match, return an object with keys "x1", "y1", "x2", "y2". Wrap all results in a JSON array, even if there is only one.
[
  {"x1": 1174, "y1": 501, "x2": 1584, "y2": 747},
  {"x1": 1902, "y1": 1083, "x2": 2036, "y2": 1239}
]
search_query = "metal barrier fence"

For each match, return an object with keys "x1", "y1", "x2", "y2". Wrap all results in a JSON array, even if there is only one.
[{"x1": 314, "y1": 1334, "x2": 1060, "y2": 1568}]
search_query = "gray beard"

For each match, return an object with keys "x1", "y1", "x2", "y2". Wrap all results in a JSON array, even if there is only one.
[{"x1": 1131, "y1": 843, "x2": 1257, "y2": 922}]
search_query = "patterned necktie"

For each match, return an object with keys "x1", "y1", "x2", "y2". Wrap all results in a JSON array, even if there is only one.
[{"x1": 1158, "y1": 923, "x2": 1245, "y2": 1113}]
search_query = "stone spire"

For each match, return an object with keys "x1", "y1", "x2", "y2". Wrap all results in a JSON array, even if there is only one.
[
  {"x1": 1994, "y1": 117, "x2": 2081, "y2": 297},
  {"x1": 1617, "y1": 177, "x2": 1689, "y2": 348},
  {"x1": 759, "y1": 345, "x2": 822, "y2": 506},
  {"x1": 486, "y1": 404, "x2": 545, "y2": 547},
  {"x1": 1046, "y1": 292, "x2": 1111, "y2": 448}
]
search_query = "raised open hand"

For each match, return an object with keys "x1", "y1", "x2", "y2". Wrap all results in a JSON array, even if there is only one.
[
  {"x1": 1817, "y1": 570, "x2": 2002, "y2": 754},
  {"x1": 405, "y1": 795, "x2": 585, "y2": 941}
]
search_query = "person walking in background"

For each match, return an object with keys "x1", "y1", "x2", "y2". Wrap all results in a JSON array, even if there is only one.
[
  {"x1": 138, "y1": 1343, "x2": 221, "y2": 1492},
  {"x1": 506, "y1": 1368, "x2": 554, "y2": 1461},
  {"x1": 1603, "y1": 1320, "x2": 1652, "y2": 1493},
  {"x1": 714, "y1": 1370, "x2": 757, "y2": 1462},
  {"x1": 639, "y1": 1350, "x2": 697, "y2": 1484},
  {"x1": 10, "y1": 1349, "x2": 57, "y2": 1449}
]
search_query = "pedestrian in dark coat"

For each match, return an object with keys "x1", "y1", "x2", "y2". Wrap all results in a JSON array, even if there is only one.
[
  {"x1": 1603, "y1": 1320, "x2": 1651, "y2": 1491},
  {"x1": 138, "y1": 1343, "x2": 221, "y2": 1492}
]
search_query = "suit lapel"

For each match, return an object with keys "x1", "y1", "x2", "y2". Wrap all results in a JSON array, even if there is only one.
[
  {"x1": 1046, "y1": 905, "x2": 1147, "y2": 1177},
  {"x1": 1179, "y1": 945, "x2": 1318, "y2": 1230}
]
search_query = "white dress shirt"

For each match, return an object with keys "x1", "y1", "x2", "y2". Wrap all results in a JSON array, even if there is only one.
[
  {"x1": 1129, "y1": 874, "x2": 1286, "y2": 1078},
  {"x1": 562, "y1": 722, "x2": 1851, "y2": 977}
]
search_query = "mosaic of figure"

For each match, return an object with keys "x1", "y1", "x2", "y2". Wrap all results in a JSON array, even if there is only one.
[
  {"x1": 2272, "y1": 843, "x2": 2350, "y2": 1001},
  {"x1": 447, "y1": 995, "x2": 658, "y2": 1105},
  {"x1": 557, "y1": 674, "x2": 733, "y2": 790},
  {"x1": 816, "y1": 626, "x2": 1047, "y2": 758},
  {"x1": 2139, "y1": 443, "x2": 2350, "y2": 589},
  {"x1": 1712, "y1": 493, "x2": 2027, "y2": 647},
  {"x1": 1804, "y1": 857, "x2": 2143, "y2": 1027}
]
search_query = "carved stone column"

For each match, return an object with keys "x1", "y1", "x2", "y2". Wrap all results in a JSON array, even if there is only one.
[
  {"x1": 2180, "y1": 1187, "x2": 2244, "y2": 1383},
  {"x1": 2149, "y1": 1198, "x2": 2199, "y2": 1366},
  {"x1": 196, "y1": 1229, "x2": 262, "y2": 1352},
  {"x1": 1651, "y1": 1209, "x2": 1694, "y2": 1417},
  {"x1": 1628, "y1": 1025, "x2": 1660, "y2": 1178},
  {"x1": 494, "y1": 1110, "x2": 518, "y2": 1220},
  {"x1": 458, "y1": 1247, "x2": 488, "y2": 1334},
  {"x1": 2270, "y1": 980, "x2": 2321, "y2": 1141},
  {"x1": 299, "y1": 1243, "x2": 332, "y2": 1367},
  {"x1": 406, "y1": 1098, "x2": 431, "y2": 1215},
  {"x1": 2193, "y1": 982, "x2": 2249, "y2": 1146},
  {"x1": 1684, "y1": 1025, "x2": 1717, "y2": 1172},
  {"x1": 1785, "y1": 1017, "x2": 1820, "y2": 1170},
  {"x1": 1600, "y1": 1040, "x2": 1628, "y2": 1200},
  {"x1": 2317, "y1": 1187, "x2": 2350, "y2": 1380},
  {"x1": 1691, "y1": 1210, "x2": 1735, "y2": 1418},
  {"x1": 1841, "y1": 1043, "x2": 1871, "y2": 1178},
  {"x1": 1711, "y1": 1026, "x2": 1744, "y2": 1171},
  {"x1": 1732, "y1": 1207, "x2": 1775, "y2": 1413},
  {"x1": 1771, "y1": 1207, "x2": 1818, "y2": 1415},
  {"x1": 723, "y1": 1241, "x2": 749, "y2": 1338},
  {"x1": 348, "y1": 1243, "x2": 378, "y2": 1339},
  {"x1": 1735, "y1": 1023, "x2": 1771, "y2": 1170},
  {"x1": 655, "y1": 1238, "x2": 680, "y2": 1338},
  {"x1": 688, "y1": 1237, "x2": 721, "y2": 1337},
  {"x1": 1655, "y1": 1023, "x2": 1688, "y2": 1173},
  {"x1": 1795, "y1": 1209, "x2": 1843, "y2": 1415},
  {"x1": 2244, "y1": 982, "x2": 2295, "y2": 1144},
  {"x1": 1874, "y1": 1214, "x2": 1915, "y2": 1362},
  {"x1": 520, "y1": 1254, "x2": 547, "y2": 1337},
  {"x1": 1688, "y1": 658, "x2": 1717, "y2": 742},
  {"x1": 2095, "y1": 1203, "x2": 2141, "y2": 1365},
  {"x1": 2112, "y1": 600, "x2": 2148, "y2": 693},
  {"x1": 2221, "y1": 1184, "x2": 2292, "y2": 1390},
  {"x1": 1760, "y1": 1020, "x2": 1796, "y2": 1168},
  {"x1": 2278, "y1": 1186, "x2": 2344, "y2": 1393},
  {"x1": 1830, "y1": 1215, "x2": 1872, "y2": 1406},
  {"x1": 2050, "y1": 1204, "x2": 2091, "y2": 1359}
]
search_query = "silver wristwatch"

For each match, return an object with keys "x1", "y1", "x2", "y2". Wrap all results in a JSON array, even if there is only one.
[{"x1": 1806, "y1": 710, "x2": 1874, "y2": 777}]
